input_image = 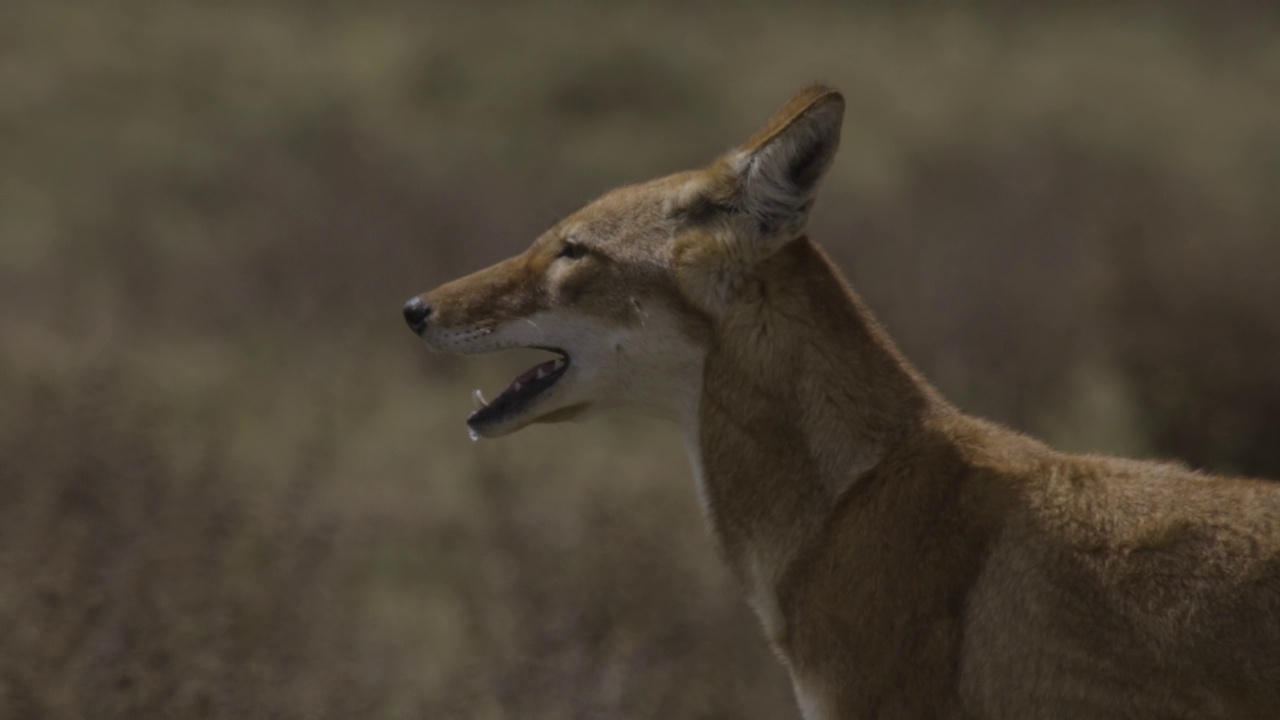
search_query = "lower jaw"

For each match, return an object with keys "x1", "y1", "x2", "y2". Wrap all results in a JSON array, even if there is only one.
[
  {"x1": 466, "y1": 420, "x2": 510, "y2": 440},
  {"x1": 466, "y1": 400, "x2": 591, "y2": 439},
  {"x1": 466, "y1": 394, "x2": 546, "y2": 437},
  {"x1": 466, "y1": 408, "x2": 524, "y2": 438}
]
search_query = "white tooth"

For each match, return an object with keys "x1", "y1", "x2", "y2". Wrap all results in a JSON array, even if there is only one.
[
  {"x1": 554, "y1": 358, "x2": 565, "y2": 370},
  {"x1": 512, "y1": 381, "x2": 522, "y2": 392},
  {"x1": 536, "y1": 367, "x2": 547, "y2": 380},
  {"x1": 468, "y1": 427, "x2": 480, "y2": 442},
  {"x1": 472, "y1": 388, "x2": 489, "y2": 409}
]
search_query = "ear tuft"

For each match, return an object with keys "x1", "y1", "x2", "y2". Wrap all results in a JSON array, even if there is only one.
[{"x1": 731, "y1": 85, "x2": 844, "y2": 240}]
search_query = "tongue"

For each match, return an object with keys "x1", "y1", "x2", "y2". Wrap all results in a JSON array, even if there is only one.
[{"x1": 505, "y1": 359, "x2": 559, "y2": 394}]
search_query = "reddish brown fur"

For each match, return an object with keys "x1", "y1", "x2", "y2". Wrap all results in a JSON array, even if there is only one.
[
  {"x1": 409, "y1": 85, "x2": 1280, "y2": 719},
  {"x1": 698, "y1": 237, "x2": 1280, "y2": 718}
]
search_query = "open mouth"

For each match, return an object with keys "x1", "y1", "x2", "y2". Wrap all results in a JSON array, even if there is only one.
[{"x1": 467, "y1": 347, "x2": 570, "y2": 431}]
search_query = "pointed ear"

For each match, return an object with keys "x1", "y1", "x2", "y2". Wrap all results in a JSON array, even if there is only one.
[{"x1": 723, "y1": 85, "x2": 844, "y2": 248}]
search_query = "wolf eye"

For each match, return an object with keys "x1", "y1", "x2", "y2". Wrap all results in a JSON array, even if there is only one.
[{"x1": 557, "y1": 241, "x2": 587, "y2": 260}]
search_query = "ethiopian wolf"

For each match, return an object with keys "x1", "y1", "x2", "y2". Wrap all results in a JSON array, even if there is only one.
[{"x1": 404, "y1": 85, "x2": 1280, "y2": 719}]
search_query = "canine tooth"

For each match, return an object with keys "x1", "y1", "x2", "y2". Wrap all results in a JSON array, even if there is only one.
[
  {"x1": 472, "y1": 389, "x2": 489, "y2": 409},
  {"x1": 512, "y1": 381, "x2": 522, "y2": 392},
  {"x1": 536, "y1": 367, "x2": 547, "y2": 380}
]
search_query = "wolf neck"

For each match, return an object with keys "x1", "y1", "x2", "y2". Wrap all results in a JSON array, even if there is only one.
[{"x1": 688, "y1": 237, "x2": 943, "y2": 584}]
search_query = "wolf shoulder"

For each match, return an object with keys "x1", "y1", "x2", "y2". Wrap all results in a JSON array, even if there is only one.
[{"x1": 954, "y1": 417, "x2": 1280, "y2": 718}]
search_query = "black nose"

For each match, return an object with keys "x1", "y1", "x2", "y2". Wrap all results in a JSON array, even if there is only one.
[{"x1": 403, "y1": 296, "x2": 432, "y2": 333}]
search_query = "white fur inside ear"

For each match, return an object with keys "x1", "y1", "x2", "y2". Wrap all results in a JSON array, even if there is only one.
[
  {"x1": 744, "y1": 144, "x2": 808, "y2": 236},
  {"x1": 740, "y1": 104, "x2": 841, "y2": 240},
  {"x1": 726, "y1": 149, "x2": 751, "y2": 176},
  {"x1": 663, "y1": 175, "x2": 716, "y2": 216}
]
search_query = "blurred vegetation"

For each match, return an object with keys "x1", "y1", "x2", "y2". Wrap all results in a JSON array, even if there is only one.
[{"x1": 2, "y1": 1, "x2": 1278, "y2": 717}]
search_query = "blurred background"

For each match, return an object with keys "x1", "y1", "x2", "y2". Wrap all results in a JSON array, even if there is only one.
[{"x1": 2, "y1": 1, "x2": 1278, "y2": 717}]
